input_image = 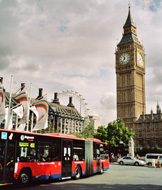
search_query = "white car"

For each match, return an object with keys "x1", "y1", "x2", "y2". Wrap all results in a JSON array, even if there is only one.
[{"x1": 117, "y1": 156, "x2": 146, "y2": 166}]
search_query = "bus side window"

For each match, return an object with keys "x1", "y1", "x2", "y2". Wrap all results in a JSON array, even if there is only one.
[
  {"x1": 37, "y1": 142, "x2": 51, "y2": 162},
  {"x1": 51, "y1": 139, "x2": 61, "y2": 161},
  {"x1": 93, "y1": 143, "x2": 100, "y2": 160},
  {"x1": 100, "y1": 144, "x2": 108, "y2": 159},
  {"x1": 73, "y1": 147, "x2": 84, "y2": 161},
  {"x1": 73, "y1": 140, "x2": 85, "y2": 161}
]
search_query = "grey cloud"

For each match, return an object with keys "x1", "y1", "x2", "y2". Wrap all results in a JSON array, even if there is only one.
[
  {"x1": 0, "y1": 56, "x2": 10, "y2": 70},
  {"x1": 100, "y1": 92, "x2": 116, "y2": 110}
]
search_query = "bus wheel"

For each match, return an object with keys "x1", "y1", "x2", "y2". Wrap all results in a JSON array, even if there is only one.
[
  {"x1": 100, "y1": 164, "x2": 104, "y2": 174},
  {"x1": 74, "y1": 166, "x2": 81, "y2": 180},
  {"x1": 19, "y1": 169, "x2": 31, "y2": 185}
]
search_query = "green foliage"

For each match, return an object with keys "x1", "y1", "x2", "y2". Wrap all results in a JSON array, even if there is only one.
[
  {"x1": 82, "y1": 125, "x2": 95, "y2": 138},
  {"x1": 39, "y1": 123, "x2": 57, "y2": 134},
  {"x1": 94, "y1": 119, "x2": 135, "y2": 155},
  {"x1": 70, "y1": 132, "x2": 84, "y2": 138},
  {"x1": 135, "y1": 146, "x2": 162, "y2": 156},
  {"x1": 94, "y1": 126, "x2": 107, "y2": 142},
  {"x1": 107, "y1": 119, "x2": 134, "y2": 148},
  {"x1": 69, "y1": 125, "x2": 95, "y2": 139}
]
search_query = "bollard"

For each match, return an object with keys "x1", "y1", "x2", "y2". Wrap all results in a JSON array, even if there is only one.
[
  {"x1": 152, "y1": 159, "x2": 155, "y2": 168},
  {"x1": 156, "y1": 160, "x2": 161, "y2": 168}
]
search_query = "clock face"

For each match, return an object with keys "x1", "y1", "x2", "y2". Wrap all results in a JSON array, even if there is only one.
[
  {"x1": 137, "y1": 53, "x2": 143, "y2": 66},
  {"x1": 119, "y1": 53, "x2": 130, "y2": 64}
]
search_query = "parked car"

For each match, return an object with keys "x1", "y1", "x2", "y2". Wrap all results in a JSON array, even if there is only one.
[
  {"x1": 117, "y1": 156, "x2": 146, "y2": 166},
  {"x1": 145, "y1": 153, "x2": 162, "y2": 166}
]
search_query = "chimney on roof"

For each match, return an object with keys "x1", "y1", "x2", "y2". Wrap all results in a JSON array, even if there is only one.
[
  {"x1": 53, "y1": 92, "x2": 60, "y2": 104},
  {"x1": 0, "y1": 77, "x2": 3, "y2": 85},
  {"x1": 67, "y1": 97, "x2": 74, "y2": 108},
  {"x1": 36, "y1": 88, "x2": 43, "y2": 99},
  {"x1": 21, "y1": 83, "x2": 25, "y2": 90}
]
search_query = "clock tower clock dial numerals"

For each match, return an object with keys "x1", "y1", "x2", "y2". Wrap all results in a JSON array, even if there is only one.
[{"x1": 119, "y1": 53, "x2": 130, "y2": 64}]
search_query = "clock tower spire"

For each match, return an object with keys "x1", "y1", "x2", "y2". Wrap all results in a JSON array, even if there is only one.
[
  {"x1": 115, "y1": 5, "x2": 146, "y2": 129},
  {"x1": 124, "y1": 2, "x2": 135, "y2": 28}
]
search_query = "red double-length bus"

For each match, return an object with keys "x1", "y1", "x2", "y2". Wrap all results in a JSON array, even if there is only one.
[{"x1": 0, "y1": 129, "x2": 109, "y2": 186}]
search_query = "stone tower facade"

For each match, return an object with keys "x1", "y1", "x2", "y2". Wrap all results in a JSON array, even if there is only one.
[{"x1": 115, "y1": 5, "x2": 146, "y2": 129}]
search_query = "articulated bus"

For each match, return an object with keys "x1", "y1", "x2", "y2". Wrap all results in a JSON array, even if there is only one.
[{"x1": 0, "y1": 129, "x2": 109, "y2": 186}]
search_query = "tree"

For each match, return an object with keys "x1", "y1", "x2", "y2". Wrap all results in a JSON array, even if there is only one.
[
  {"x1": 70, "y1": 125, "x2": 95, "y2": 139},
  {"x1": 82, "y1": 125, "x2": 94, "y2": 139},
  {"x1": 39, "y1": 123, "x2": 55, "y2": 134},
  {"x1": 94, "y1": 119, "x2": 135, "y2": 155},
  {"x1": 70, "y1": 132, "x2": 84, "y2": 138},
  {"x1": 94, "y1": 126, "x2": 107, "y2": 142},
  {"x1": 108, "y1": 119, "x2": 133, "y2": 144}
]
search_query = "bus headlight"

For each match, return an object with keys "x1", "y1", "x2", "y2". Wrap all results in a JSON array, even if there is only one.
[{"x1": 14, "y1": 163, "x2": 18, "y2": 173}]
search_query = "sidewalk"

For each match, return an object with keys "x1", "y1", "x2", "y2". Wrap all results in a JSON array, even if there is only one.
[{"x1": 110, "y1": 162, "x2": 118, "y2": 165}]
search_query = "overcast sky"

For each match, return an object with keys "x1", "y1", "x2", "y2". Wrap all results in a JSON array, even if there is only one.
[{"x1": 1, "y1": 0, "x2": 162, "y2": 126}]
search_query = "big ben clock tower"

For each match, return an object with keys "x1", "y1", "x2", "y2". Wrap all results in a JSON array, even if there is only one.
[{"x1": 115, "y1": 5, "x2": 146, "y2": 128}]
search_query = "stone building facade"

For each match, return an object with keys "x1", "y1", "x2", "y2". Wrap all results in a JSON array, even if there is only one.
[
  {"x1": 48, "y1": 92, "x2": 84, "y2": 134},
  {"x1": 89, "y1": 115, "x2": 101, "y2": 130},
  {"x1": 133, "y1": 104, "x2": 162, "y2": 148},
  {"x1": 30, "y1": 88, "x2": 84, "y2": 134},
  {"x1": 115, "y1": 6, "x2": 162, "y2": 148},
  {"x1": 115, "y1": 5, "x2": 146, "y2": 130}
]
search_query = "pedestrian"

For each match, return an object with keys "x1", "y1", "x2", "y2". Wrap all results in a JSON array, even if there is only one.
[
  {"x1": 117, "y1": 153, "x2": 121, "y2": 159},
  {"x1": 110, "y1": 153, "x2": 112, "y2": 163},
  {"x1": 136, "y1": 154, "x2": 140, "y2": 159},
  {"x1": 110, "y1": 152, "x2": 114, "y2": 163}
]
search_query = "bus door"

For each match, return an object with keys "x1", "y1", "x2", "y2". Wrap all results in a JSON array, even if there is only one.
[
  {"x1": 61, "y1": 140, "x2": 72, "y2": 178},
  {"x1": 4, "y1": 140, "x2": 16, "y2": 181},
  {"x1": 0, "y1": 140, "x2": 16, "y2": 183},
  {"x1": 0, "y1": 140, "x2": 5, "y2": 182}
]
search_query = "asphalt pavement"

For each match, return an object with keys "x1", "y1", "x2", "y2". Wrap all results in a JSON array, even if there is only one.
[{"x1": 1, "y1": 164, "x2": 162, "y2": 190}]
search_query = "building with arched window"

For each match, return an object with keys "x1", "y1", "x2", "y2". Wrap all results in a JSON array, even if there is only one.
[{"x1": 115, "y1": 5, "x2": 162, "y2": 148}]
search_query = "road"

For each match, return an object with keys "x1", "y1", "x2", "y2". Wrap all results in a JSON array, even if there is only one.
[{"x1": 2, "y1": 164, "x2": 162, "y2": 190}]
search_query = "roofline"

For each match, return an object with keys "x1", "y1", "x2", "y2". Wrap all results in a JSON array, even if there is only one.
[
  {"x1": 0, "y1": 129, "x2": 85, "y2": 141},
  {"x1": 0, "y1": 129, "x2": 107, "y2": 143}
]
